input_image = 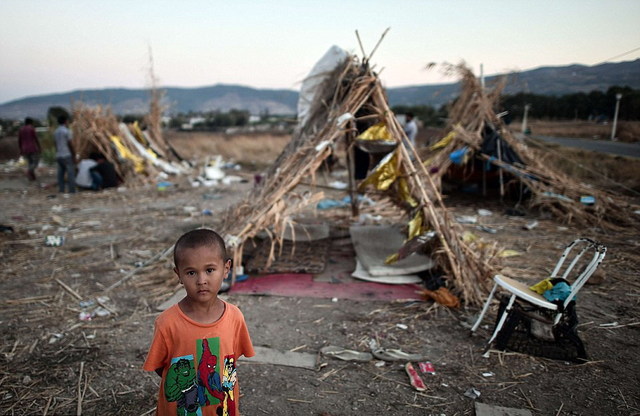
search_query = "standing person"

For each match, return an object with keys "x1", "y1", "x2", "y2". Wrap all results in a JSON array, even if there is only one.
[
  {"x1": 143, "y1": 229, "x2": 255, "y2": 416},
  {"x1": 54, "y1": 115, "x2": 76, "y2": 193},
  {"x1": 18, "y1": 117, "x2": 41, "y2": 181},
  {"x1": 403, "y1": 112, "x2": 418, "y2": 150}
]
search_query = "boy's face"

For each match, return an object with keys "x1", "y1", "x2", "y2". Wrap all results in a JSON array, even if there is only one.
[{"x1": 174, "y1": 244, "x2": 230, "y2": 305}]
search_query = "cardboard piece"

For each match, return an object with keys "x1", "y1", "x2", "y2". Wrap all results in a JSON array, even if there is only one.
[{"x1": 241, "y1": 346, "x2": 317, "y2": 370}]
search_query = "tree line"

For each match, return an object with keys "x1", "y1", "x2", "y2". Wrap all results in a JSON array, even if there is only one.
[{"x1": 392, "y1": 86, "x2": 639, "y2": 124}]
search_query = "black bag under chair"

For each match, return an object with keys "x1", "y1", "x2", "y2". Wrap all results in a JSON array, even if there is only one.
[
  {"x1": 492, "y1": 296, "x2": 588, "y2": 362},
  {"x1": 470, "y1": 238, "x2": 606, "y2": 362}
]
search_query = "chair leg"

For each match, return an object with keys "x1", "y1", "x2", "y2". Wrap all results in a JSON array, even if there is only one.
[
  {"x1": 471, "y1": 282, "x2": 498, "y2": 333},
  {"x1": 487, "y1": 294, "x2": 516, "y2": 347}
]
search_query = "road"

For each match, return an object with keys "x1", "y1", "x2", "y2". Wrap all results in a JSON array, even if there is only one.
[{"x1": 532, "y1": 135, "x2": 640, "y2": 158}]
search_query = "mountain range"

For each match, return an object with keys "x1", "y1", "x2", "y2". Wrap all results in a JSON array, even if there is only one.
[{"x1": 1, "y1": 59, "x2": 638, "y2": 120}]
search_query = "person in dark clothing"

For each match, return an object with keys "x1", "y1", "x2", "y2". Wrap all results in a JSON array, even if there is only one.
[
  {"x1": 90, "y1": 154, "x2": 120, "y2": 189},
  {"x1": 18, "y1": 117, "x2": 41, "y2": 181}
]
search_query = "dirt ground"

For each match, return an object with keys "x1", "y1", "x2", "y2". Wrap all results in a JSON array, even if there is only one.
[{"x1": 1, "y1": 134, "x2": 640, "y2": 416}]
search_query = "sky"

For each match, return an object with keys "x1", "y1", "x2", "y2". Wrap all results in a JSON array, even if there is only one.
[{"x1": 1, "y1": 0, "x2": 639, "y2": 104}]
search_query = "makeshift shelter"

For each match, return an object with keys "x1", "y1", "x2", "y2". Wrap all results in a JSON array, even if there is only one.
[
  {"x1": 424, "y1": 64, "x2": 637, "y2": 229},
  {"x1": 220, "y1": 47, "x2": 499, "y2": 306},
  {"x1": 70, "y1": 102, "x2": 187, "y2": 185}
]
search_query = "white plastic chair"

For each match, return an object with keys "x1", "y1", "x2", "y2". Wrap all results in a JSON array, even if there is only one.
[{"x1": 471, "y1": 238, "x2": 606, "y2": 352}]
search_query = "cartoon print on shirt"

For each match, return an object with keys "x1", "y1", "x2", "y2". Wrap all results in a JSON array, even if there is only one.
[
  {"x1": 165, "y1": 355, "x2": 201, "y2": 416},
  {"x1": 219, "y1": 355, "x2": 238, "y2": 416},
  {"x1": 197, "y1": 338, "x2": 224, "y2": 405}
]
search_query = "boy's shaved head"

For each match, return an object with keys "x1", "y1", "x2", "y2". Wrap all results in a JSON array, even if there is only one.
[{"x1": 173, "y1": 229, "x2": 227, "y2": 268}]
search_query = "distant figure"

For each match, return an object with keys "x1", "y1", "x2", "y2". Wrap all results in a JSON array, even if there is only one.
[
  {"x1": 18, "y1": 117, "x2": 41, "y2": 181},
  {"x1": 54, "y1": 115, "x2": 76, "y2": 193},
  {"x1": 91, "y1": 153, "x2": 120, "y2": 189},
  {"x1": 403, "y1": 112, "x2": 418, "y2": 150},
  {"x1": 75, "y1": 153, "x2": 99, "y2": 190}
]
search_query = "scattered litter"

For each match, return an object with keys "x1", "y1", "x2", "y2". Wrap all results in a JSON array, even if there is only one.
[
  {"x1": 202, "y1": 209, "x2": 213, "y2": 216},
  {"x1": 371, "y1": 347, "x2": 425, "y2": 362},
  {"x1": 51, "y1": 205, "x2": 63, "y2": 213},
  {"x1": 482, "y1": 371, "x2": 495, "y2": 377},
  {"x1": 183, "y1": 206, "x2": 197, "y2": 213},
  {"x1": 523, "y1": 220, "x2": 539, "y2": 230},
  {"x1": 374, "y1": 361, "x2": 386, "y2": 367},
  {"x1": 498, "y1": 249, "x2": 521, "y2": 258},
  {"x1": 45, "y1": 235, "x2": 64, "y2": 247},
  {"x1": 477, "y1": 225, "x2": 497, "y2": 234},
  {"x1": 419, "y1": 361, "x2": 436, "y2": 375},
  {"x1": 599, "y1": 322, "x2": 619, "y2": 327},
  {"x1": 396, "y1": 323, "x2": 408, "y2": 330},
  {"x1": 477, "y1": 209, "x2": 493, "y2": 216},
  {"x1": 331, "y1": 297, "x2": 338, "y2": 303},
  {"x1": 405, "y1": 363, "x2": 427, "y2": 391},
  {"x1": 418, "y1": 287, "x2": 460, "y2": 308},
  {"x1": 48, "y1": 333, "x2": 63, "y2": 344},
  {"x1": 328, "y1": 180, "x2": 348, "y2": 190},
  {"x1": 634, "y1": 210, "x2": 640, "y2": 215},
  {"x1": 320, "y1": 346, "x2": 373, "y2": 362},
  {"x1": 456, "y1": 215, "x2": 477, "y2": 224},
  {"x1": 79, "y1": 311, "x2": 93, "y2": 321},
  {"x1": 79, "y1": 299, "x2": 96, "y2": 308},
  {"x1": 204, "y1": 166, "x2": 225, "y2": 180},
  {"x1": 464, "y1": 387, "x2": 481, "y2": 399},
  {"x1": 157, "y1": 181, "x2": 173, "y2": 190},
  {"x1": 222, "y1": 175, "x2": 244, "y2": 185},
  {"x1": 580, "y1": 196, "x2": 595, "y2": 205},
  {"x1": 1, "y1": 225, "x2": 15, "y2": 233}
]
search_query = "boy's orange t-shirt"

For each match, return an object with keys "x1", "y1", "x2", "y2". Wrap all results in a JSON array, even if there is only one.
[{"x1": 143, "y1": 300, "x2": 255, "y2": 416}]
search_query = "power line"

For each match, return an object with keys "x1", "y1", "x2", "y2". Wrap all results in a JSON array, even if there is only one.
[{"x1": 594, "y1": 46, "x2": 640, "y2": 66}]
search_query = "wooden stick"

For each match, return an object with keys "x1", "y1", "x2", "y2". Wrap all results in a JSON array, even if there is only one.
[
  {"x1": 43, "y1": 395, "x2": 53, "y2": 416},
  {"x1": 55, "y1": 278, "x2": 83, "y2": 301},
  {"x1": 76, "y1": 361, "x2": 84, "y2": 416}
]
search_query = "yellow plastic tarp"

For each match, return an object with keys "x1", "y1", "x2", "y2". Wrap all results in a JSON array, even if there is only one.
[
  {"x1": 429, "y1": 130, "x2": 456, "y2": 151},
  {"x1": 357, "y1": 122, "x2": 393, "y2": 141},
  {"x1": 358, "y1": 151, "x2": 399, "y2": 192},
  {"x1": 110, "y1": 135, "x2": 146, "y2": 174}
]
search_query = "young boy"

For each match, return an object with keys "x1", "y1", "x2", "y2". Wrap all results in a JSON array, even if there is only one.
[{"x1": 144, "y1": 229, "x2": 254, "y2": 416}]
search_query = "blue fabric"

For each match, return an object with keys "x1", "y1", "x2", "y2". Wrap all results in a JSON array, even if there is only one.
[
  {"x1": 543, "y1": 282, "x2": 574, "y2": 302},
  {"x1": 449, "y1": 147, "x2": 468, "y2": 165}
]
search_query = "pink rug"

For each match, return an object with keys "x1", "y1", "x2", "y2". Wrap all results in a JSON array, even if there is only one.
[{"x1": 229, "y1": 273, "x2": 423, "y2": 301}]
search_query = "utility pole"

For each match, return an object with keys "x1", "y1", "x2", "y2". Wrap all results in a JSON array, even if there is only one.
[
  {"x1": 522, "y1": 104, "x2": 531, "y2": 135},
  {"x1": 611, "y1": 93, "x2": 622, "y2": 141}
]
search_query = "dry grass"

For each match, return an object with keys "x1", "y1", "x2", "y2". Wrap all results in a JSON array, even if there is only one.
[
  {"x1": 165, "y1": 131, "x2": 290, "y2": 169},
  {"x1": 511, "y1": 120, "x2": 640, "y2": 142}
]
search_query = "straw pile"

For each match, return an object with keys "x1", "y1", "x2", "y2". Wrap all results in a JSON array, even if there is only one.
[
  {"x1": 220, "y1": 53, "x2": 497, "y2": 306},
  {"x1": 427, "y1": 64, "x2": 638, "y2": 229},
  {"x1": 70, "y1": 96, "x2": 186, "y2": 185}
]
